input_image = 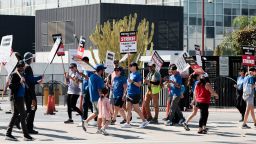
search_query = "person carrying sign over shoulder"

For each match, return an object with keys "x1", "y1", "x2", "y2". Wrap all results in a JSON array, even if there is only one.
[
  {"x1": 142, "y1": 62, "x2": 161, "y2": 124},
  {"x1": 122, "y1": 62, "x2": 149, "y2": 128},
  {"x1": 6, "y1": 60, "x2": 34, "y2": 141},
  {"x1": 241, "y1": 67, "x2": 256, "y2": 129}
]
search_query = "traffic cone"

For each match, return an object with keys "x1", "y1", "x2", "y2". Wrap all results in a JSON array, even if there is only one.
[{"x1": 46, "y1": 95, "x2": 55, "y2": 115}]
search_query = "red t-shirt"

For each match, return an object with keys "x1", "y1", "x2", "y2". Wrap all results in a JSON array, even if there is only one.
[{"x1": 195, "y1": 84, "x2": 211, "y2": 104}]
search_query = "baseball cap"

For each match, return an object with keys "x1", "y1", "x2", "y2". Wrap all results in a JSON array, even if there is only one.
[
  {"x1": 169, "y1": 65, "x2": 177, "y2": 70},
  {"x1": 95, "y1": 64, "x2": 107, "y2": 71},
  {"x1": 17, "y1": 60, "x2": 25, "y2": 68},
  {"x1": 69, "y1": 63, "x2": 77, "y2": 68},
  {"x1": 249, "y1": 67, "x2": 256, "y2": 72}
]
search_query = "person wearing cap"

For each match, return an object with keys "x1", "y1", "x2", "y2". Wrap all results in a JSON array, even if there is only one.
[
  {"x1": 241, "y1": 67, "x2": 256, "y2": 129},
  {"x1": 234, "y1": 67, "x2": 246, "y2": 122},
  {"x1": 81, "y1": 57, "x2": 94, "y2": 121},
  {"x1": 142, "y1": 62, "x2": 161, "y2": 124},
  {"x1": 111, "y1": 66, "x2": 127, "y2": 124},
  {"x1": 122, "y1": 62, "x2": 149, "y2": 128},
  {"x1": 23, "y1": 52, "x2": 43, "y2": 134},
  {"x1": 82, "y1": 64, "x2": 106, "y2": 132},
  {"x1": 193, "y1": 73, "x2": 218, "y2": 134},
  {"x1": 6, "y1": 60, "x2": 34, "y2": 141},
  {"x1": 64, "y1": 63, "x2": 83, "y2": 124},
  {"x1": 165, "y1": 64, "x2": 186, "y2": 126}
]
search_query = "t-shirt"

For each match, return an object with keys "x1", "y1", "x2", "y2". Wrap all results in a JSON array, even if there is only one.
[
  {"x1": 89, "y1": 73, "x2": 105, "y2": 102},
  {"x1": 67, "y1": 71, "x2": 81, "y2": 95},
  {"x1": 169, "y1": 73, "x2": 182, "y2": 97},
  {"x1": 243, "y1": 75, "x2": 255, "y2": 97},
  {"x1": 127, "y1": 71, "x2": 142, "y2": 96},
  {"x1": 113, "y1": 76, "x2": 127, "y2": 98},
  {"x1": 237, "y1": 76, "x2": 244, "y2": 90},
  {"x1": 82, "y1": 70, "x2": 94, "y2": 93}
]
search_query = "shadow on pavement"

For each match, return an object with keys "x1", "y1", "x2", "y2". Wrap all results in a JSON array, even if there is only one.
[
  {"x1": 176, "y1": 133, "x2": 204, "y2": 136},
  {"x1": 35, "y1": 127, "x2": 68, "y2": 133},
  {"x1": 144, "y1": 125, "x2": 180, "y2": 132},
  {"x1": 110, "y1": 133, "x2": 143, "y2": 139},
  {"x1": 110, "y1": 127, "x2": 145, "y2": 134},
  {"x1": 39, "y1": 133, "x2": 86, "y2": 141},
  {"x1": 210, "y1": 131, "x2": 241, "y2": 137}
]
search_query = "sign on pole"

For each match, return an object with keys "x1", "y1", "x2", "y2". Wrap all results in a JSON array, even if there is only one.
[
  {"x1": 184, "y1": 56, "x2": 204, "y2": 74},
  {"x1": 4, "y1": 53, "x2": 18, "y2": 77},
  {"x1": 175, "y1": 51, "x2": 190, "y2": 72},
  {"x1": 77, "y1": 36, "x2": 86, "y2": 59},
  {"x1": 0, "y1": 35, "x2": 13, "y2": 63},
  {"x1": 195, "y1": 44, "x2": 202, "y2": 67},
  {"x1": 119, "y1": 53, "x2": 129, "y2": 63},
  {"x1": 52, "y1": 34, "x2": 65, "y2": 56},
  {"x1": 219, "y1": 57, "x2": 229, "y2": 76},
  {"x1": 151, "y1": 51, "x2": 164, "y2": 71},
  {"x1": 104, "y1": 51, "x2": 115, "y2": 74},
  {"x1": 48, "y1": 38, "x2": 61, "y2": 64},
  {"x1": 242, "y1": 46, "x2": 255, "y2": 66},
  {"x1": 72, "y1": 55, "x2": 95, "y2": 72},
  {"x1": 120, "y1": 31, "x2": 137, "y2": 54}
]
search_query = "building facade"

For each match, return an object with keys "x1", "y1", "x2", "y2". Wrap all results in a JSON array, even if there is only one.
[{"x1": 1, "y1": 0, "x2": 256, "y2": 54}]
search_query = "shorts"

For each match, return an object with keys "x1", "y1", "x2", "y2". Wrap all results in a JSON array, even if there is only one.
[
  {"x1": 126, "y1": 94, "x2": 141, "y2": 104},
  {"x1": 245, "y1": 96, "x2": 254, "y2": 106},
  {"x1": 113, "y1": 97, "x2": 124, "y2": 108},
  {"x1": 92, "y1": 101, "x2": 99, "y2": 115}
]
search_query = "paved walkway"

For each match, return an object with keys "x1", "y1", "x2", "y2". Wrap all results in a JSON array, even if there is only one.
[{"x1": 0, "y1": 98, "x2": 256, "y2": 144}]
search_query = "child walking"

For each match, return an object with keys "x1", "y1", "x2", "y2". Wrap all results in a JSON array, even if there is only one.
[{"x1": 97, "y1": 88, "x2": 113, "y2": 135}]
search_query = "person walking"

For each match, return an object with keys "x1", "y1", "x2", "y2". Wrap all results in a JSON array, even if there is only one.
[
  {"x1": 234, "y1": 67, "x2": 246, "y2": 122},
  {"x1": 165, "y1": 65, "x2": 185, "y2": 126},
  {"x1": 194, "y1": 73, "x2": 218, "y2": 134},
  {"x1": 241, "y1": 67, "x2": 256, "y2": 129},
  {"x1": 142, "y1": 63, "x2": 161, "y2": 124},
  {"x1": 97, "y1": 87, "x2": 113, "y2": 135},
  {"x1": 23, "y1": 52, "x2": 43, "y2": 134},
  {"x1": 82, "y1": 64, "x2": 106, "y2": 132},
  {"x1": 122, "y1": 62, "x2": 149, "y2": 128},
  {"x1": 183, "y1": 73, "x2": 200, "y2": 131},
  {"x1": 64, "y1": 63, "x2": 83, "y2": 124},
  {"x1": 6, "y1": 60, "x2": 34, "y2": 141},
  {"x1": 111, "y1": 66, "x2": 127, "y2": 124}
]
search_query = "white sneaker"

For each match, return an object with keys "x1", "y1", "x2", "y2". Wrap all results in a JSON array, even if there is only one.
[
  {"x1": 101, "y1": 129, "x2": 109, "y2": 135},
  {"x1": 83, "y1": 120, "x2": 89, "y2": 128},
  {"x1": 121, "y1": 123, "x2": 132, "y2": 128},
  {"x1": 139, "y1": 120, "x2": 149, "y2": 128},
  {"x1": 96, "y1": 129, "x2": 102, "y2": 134},
  {"x1": 77, "y1": 122, "x2": 83, "y2": 127}
]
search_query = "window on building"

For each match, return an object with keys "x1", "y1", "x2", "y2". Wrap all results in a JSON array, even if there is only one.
[
  {"x1": 224, "y1": 15, "x2": 231, "y2": 27},
  {"x1": 206, "y1": 27, "x2": 214, "y2": 38}
]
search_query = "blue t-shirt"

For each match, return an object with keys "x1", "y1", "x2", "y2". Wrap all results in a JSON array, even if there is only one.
[
  {"x1": 113, "y1": 76, "x2": 127, "y2": 98},
  {"x1": 17, "y1": 84, "x2": 25, "y2": 97},
  {"x1": 169, "y1": 73, "x2": 182, "y2": 97},
  {"x1": 82, "y1": 70, "x2": 94, "y2": 93},
  {"x1": 243, "y1": 75, "x2": 255, "y2": 97},
  {"x1": 89, "y1": 73, "x2": 105, "y2": 102},
  {"x1": 237, "y1": 76, "x2": 244, "y2": 90},
  {"x1": 127, "y1": 71, "x2": 142, "y2": 96}
]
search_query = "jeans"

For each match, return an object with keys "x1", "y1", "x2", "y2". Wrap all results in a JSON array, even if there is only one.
[
  {"x1": 25, "y1": 95, "x2": 37, "y2": 131},
  {"x1": 168, "y1": 96, "x2": 184, "y2": 121},
  {"x1": 196, "y1": 102, "x2": 209, "y2": 128},
  {"x1": 82, "y1": 89, "x2": 93, "y2": 120},
  {"x1": 7, "y1": 97, "x2": 29, "y2": 136}
]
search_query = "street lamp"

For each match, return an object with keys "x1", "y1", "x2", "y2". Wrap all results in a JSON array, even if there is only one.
[{"x1": 202, "y1": 0, "x2": 214, "y2": 56}]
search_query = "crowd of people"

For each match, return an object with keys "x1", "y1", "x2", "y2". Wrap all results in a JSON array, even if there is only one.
[{"x1": 4, "y1": 53, "x2": 256, "y2": 141}]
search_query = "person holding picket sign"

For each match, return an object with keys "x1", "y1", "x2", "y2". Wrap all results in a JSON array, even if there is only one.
[
  {"x1": 241, "y1": 67, "x2": 256, "y2": 129},
  {"x1": 6, "y1": 60, "x2": 34, "y2": 141},
  {"x1": 64, "y1": 63, "x2": 83, "y2": 124},
  {"x1": 23, "y1": 52, "x2": 43, "y2": 134}
]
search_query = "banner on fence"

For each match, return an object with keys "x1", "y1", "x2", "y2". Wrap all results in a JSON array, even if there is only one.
[{"x1": 219, "y1": 57, "x2": 229, "y2": 76}]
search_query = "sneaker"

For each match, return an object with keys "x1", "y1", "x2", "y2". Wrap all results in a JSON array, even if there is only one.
[
  {"x1": 183, "y1": 122, "x2": 190, "y2": 131},
  {"x1": 147, "y1": 117, "x2": 153, "y2": 122},
  {"x1": 96, "y1": 129, "x2": 102, "y2": 134},
  {"x1": 139, "y1": 120, "x2": 149, "y2": 128},
  {"x1": 121, "y1": 123, "x2": 132, "y2": 128},
  {"x1": 101, "y1": 129, "x2": 109, "y2": 135},
  {"x1": 82, "y1": 121, "x2": 88, "y2": 132},
  {"x1": 242, "y1": 124, "x2": 251, "y2": 129},
  {"x1": 120, "y1": 119, "x2": 126, "y2": 124},
  {"x1": 150, "y1": 118, "x2": 158, "y2": 124},
  {"x1": 165, "y1": 120, "x2": 173, "y2": 126},
  {"x1": 5, "y1": 134, "x2": 18, "y2": 141},
  {"x1": 198, "y1": 130, "x2": 207, "y2": 134},
  {"x1": 64, "y1": 119, "x2": 74, "y2": 124},
  {"x1": 28, "y1": 130, "x2": 39, "y2": 134},
  {"x1": 24, "y1": 135, "x2": 34, "y2": 141},
  {"x1": 77, "y1": 122, "x2": 83, "y2": 127}
]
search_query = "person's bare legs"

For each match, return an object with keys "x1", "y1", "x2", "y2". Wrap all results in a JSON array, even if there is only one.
[
  {"x1": 152, "y1": 94, "x2": 159, "y2": 120},
  {"x1": 126, "y1": 102, "x2": 133, "y2": 124},
  {"x1": 113, "y1": 106, "x2": 126, "y2": 121},
  {"x1": 133, "y1": 104, "x2": 146, "y2": 122},
  {"x1": 97, "y1": 118, "x2": 102, "y2": 130},
  {"x1": 243, "y1": 105, "x2": 251, "y2": 125},
  {"x1": 186, "y1": 106, "x2": 198, "y2": 124}
]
